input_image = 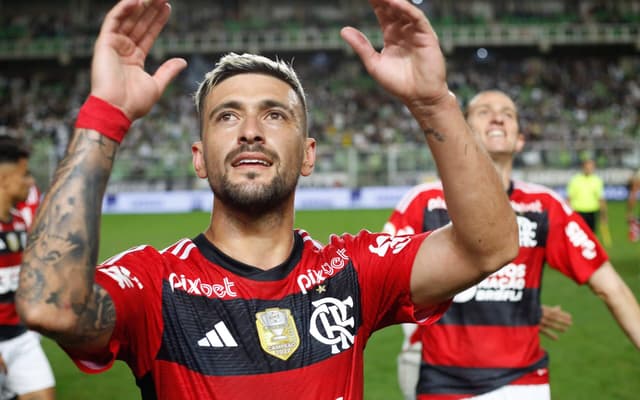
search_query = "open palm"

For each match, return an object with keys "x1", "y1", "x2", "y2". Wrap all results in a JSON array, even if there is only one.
[
  {"x1": 341, "y1": 0, "x2": 448, "y2": 105},
  {"x1": 90, "y1": 0, "x2": 186, "y2": 120}
]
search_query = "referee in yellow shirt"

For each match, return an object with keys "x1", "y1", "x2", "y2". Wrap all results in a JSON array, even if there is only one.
[{"x1": 566, "y1": 158, "x2": 607, "y2": 232}]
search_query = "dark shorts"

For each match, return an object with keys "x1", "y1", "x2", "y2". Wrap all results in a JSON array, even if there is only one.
[{"x1": 577, "y1": 211, "x2": 598, "y2": 232}]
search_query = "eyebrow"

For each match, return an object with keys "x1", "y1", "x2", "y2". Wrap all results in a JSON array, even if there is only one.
[
  {"x1": 207, "y1": 99, "x2": 298, "y2": 122},
  {"x1": 207, "y1": 100, "x2": 242, "y2": 122},
  {"x1": 471, "y1": 104, "x2": 517, "y2": 114}
]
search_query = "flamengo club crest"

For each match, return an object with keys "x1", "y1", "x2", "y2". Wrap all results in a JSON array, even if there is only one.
[{"x1": 256, "y1": 308, "x2": 300, "y2": 360}]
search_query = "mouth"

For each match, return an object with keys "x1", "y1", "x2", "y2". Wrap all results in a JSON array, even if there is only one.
[
  {"x1": 487, "y1": 129, "x2": 506, "y2": 138},
  {"x1": 231, "y1": 153, "x2": 274, "y2": 168}
]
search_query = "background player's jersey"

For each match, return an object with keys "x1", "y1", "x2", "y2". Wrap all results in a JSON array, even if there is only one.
[
  {"x1": 0, "y1": 210, "x2": 28, "y2": 340},
  {"x1": 385, "y1": 180, "x2": 608, "y2": 398},
  {"x1": 15, "y1": 185, "x2": 40, "y2": 229},
  {"x1": 70, "y1": 229, "x2": 449, "y2": 400}
]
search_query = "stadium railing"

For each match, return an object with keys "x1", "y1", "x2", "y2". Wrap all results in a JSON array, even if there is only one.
[{"x1": 1, "y1": 23, "x2": 639, "y2": 60}]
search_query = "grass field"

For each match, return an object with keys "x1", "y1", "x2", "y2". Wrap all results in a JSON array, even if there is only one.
[{"x1": 41, "y1": 203, "x2": 640, "y2": 399}]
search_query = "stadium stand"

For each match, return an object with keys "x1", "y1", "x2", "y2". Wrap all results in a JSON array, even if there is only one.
[{"x1": 1, "y1": 0, "x2": 640, "y2": 191}]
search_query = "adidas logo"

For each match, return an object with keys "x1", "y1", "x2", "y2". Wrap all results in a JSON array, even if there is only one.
[{"x1": 198, "y1": 321, "x2": 238, "y2": 348}]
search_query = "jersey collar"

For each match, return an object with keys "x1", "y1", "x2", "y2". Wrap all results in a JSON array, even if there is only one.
[{"x1": 192, "y1": 232, "x2": 304, "y2": 281}]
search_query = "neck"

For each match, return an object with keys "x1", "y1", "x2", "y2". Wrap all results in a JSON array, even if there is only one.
[
  {"x1": 490, "y1": 155, "x2": 514, "y2": 191},
  {"x1": 205, "y1": 199, "x2": 296, "y2": 270}
]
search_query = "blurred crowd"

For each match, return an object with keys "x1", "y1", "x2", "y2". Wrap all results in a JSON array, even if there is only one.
[
  {"x1": 2, "y1": 0, "x2": 640, "y2": 42},
  {"x1": 3, "y1": 51, "x2": 640, "y2": 156},
  {"x1": 1, "y1": 1, "x2": 640, "y2": 188}
]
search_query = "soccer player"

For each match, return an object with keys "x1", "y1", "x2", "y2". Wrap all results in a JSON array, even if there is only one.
[
  {"x1": 396, "y1": 303, "x2": 572, "y2": 400},
  {"x1": 385, "y1": 90, "x2": 640, "y2": 400},
  {"x1": 16, "y1": 1, "x2": 519, "y2": 399},
  {"x1": 0, "y1": 136, "x2": 55, "y2": 400}
]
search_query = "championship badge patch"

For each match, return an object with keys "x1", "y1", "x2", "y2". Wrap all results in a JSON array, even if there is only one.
[{"x1": 256, "y1": 308, "x2": 300, "y2": 360}]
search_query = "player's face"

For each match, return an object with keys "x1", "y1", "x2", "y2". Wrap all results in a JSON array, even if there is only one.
[
  {"x1": 466, "y1": 91, "x2": 524, "y2": 158},
  {"x1": 0, "y1": 158, "x2": 33, "y2": 206},
  {"x1": 192, "y1": 73, "x2": 315, "y2": 212}
]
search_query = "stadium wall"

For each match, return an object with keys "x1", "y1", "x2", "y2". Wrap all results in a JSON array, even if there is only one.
[{"x1": 101, "y1": 185, "x2": 630, "y2": 214}]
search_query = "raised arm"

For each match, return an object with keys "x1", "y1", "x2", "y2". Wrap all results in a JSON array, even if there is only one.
[
  {"x1": 341, "y1": 0, "x2": 518, "y2": 306},
  {"x1": 16, "y1": 0, "x2": 186, "y2": 353},
  {"x1": 588, "y1": 261, "x2": 640, "y2": 350}
]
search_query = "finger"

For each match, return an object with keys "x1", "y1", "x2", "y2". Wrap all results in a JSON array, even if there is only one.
[
  {"x1": 540, "y1": 328, "x2": 559, "y2": 341},
  {"x1": 119, "y1": 0, "x2": 166, "y2": 36},
  {"x1": 551, "y1": 309, "x2": 573, "y2": 325},
  {"x1": 558, "y1": 313, "x2": 573, "y2": 325},
  {"x1": 129, "y1": 0, "x2": 167, "y2": 45},
  {"x1": 541, "y1": 316, "x2": 568, "y2": 329},
  {"x1": 546, "y1": 317, "x2": 571, "y2": 330},
  {"x1": 137, "y1": 3, "x2": 172, "y2": 56},
  {"x1": 371, "y1": 0, "x2": 434, "y2": 37},
  {"x1": 340, "y1": 27, "x2": 378, "y2": 73},
  {"x1": 117, "y1": 6, "x2": 147, "y2": 36},
  {"x1": 99, "y1": 0, "x2": 141, "y2": 36},
  {"x1": 152, "y1": 57, "x2": 188, "y2": 93},
  {"x1": 547, "y1": 322, "x2": 569, "y2": 332},
  {"x1": 542, "y1": 305, "x2": 573, "y2": 325}
]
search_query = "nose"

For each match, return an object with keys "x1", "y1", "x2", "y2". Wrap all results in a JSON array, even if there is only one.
[
  {"x1": 238, "y1": 116, "x2": 264, "y2": 144},
  {"x1": 489, "y1": 110, "x2": 505, "y2": 124}
]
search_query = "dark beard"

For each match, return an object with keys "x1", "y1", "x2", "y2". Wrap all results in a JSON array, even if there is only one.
[{"x1": 211, "y1": 171, "x2": 299, "y2": 215}]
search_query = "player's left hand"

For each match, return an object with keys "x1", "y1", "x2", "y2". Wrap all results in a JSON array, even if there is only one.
[
  {"x1": 340, "y1": 0, "x2": 449, "y2": 108},
  {"x1": 540, "y1": 304, "x2": 573, "y2": 340}
]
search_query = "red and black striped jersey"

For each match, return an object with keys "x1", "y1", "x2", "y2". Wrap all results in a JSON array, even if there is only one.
[
  {"x1": 16, "y1": 185, "x2": 40, "y2": 229},
  {"x1": 0, "y1": 209, "x2": 28, "y2": 339},
  {"x1": 70, "y1": 229, "x2": 449, "y2": 400},
  {"x1": 385, "y1": 180, "x2": 608, "y2": 398}
]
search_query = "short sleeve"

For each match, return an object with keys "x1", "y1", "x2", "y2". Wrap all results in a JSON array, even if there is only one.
[
  {"x1": 68, "y1": 245, "x2": 165, "y2": 377},
  {"x1": 545, "y1": 200, "x2": 608, "y2": 284},
  {"x1": 341, "y1": 231, "x2": 450, "y2": 333}
]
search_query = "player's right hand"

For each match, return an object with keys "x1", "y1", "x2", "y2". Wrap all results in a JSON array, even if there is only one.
[{"x1": 90, "y1": 0, "x2": 186, "y2": 121}]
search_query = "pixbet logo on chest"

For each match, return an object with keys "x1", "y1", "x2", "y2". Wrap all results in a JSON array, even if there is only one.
[
  {"x1": 169, "y1": 273, "x2": 237, "y2": 298},
  {"x1": 297, "y1": 249, "x2": 349, "y2": 294}
]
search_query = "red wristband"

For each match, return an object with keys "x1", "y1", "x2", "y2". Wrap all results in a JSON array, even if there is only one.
[{"x1": 75, "y1": 95, "x2": 131, "y2": 143}]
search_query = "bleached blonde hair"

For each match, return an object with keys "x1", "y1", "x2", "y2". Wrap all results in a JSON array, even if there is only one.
[{"x1": 194, "y1": 53, "x2": 307, "y2": 133}]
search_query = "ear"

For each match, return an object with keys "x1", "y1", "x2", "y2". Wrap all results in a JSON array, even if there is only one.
[
  {"x1": 301, "y1": 138, "x2": 316, "y2": 177},
  {"x1": 515, "y1": 133, "x2": 526, "y2": 154},
  {"x1": 191, "y1": 141, "x2": 208, "y2": 179}
]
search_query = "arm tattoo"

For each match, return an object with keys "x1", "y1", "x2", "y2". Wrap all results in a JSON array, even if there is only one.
[
  {"x1": 18, "y1": 129, "x2": 119, "y2": 344},
  {"x1": 56, "y1": 285, "x2": 116, "y2": 347},
  {"x1": 424, "y1": 127, "x2": 445, "y2": 142}
]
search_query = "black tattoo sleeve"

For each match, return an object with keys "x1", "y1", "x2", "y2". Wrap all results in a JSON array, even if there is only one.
[{"x1": 17, "y1": 129, "x2": 119, "y2": 347}]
